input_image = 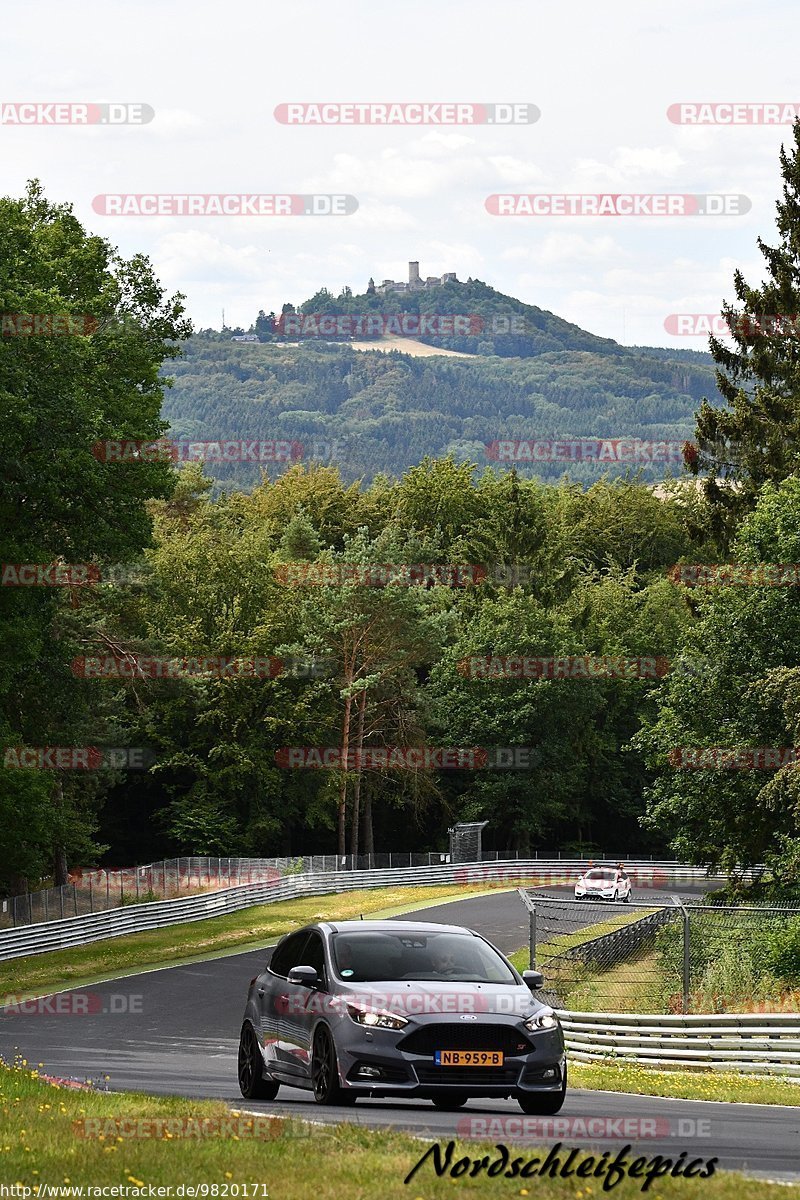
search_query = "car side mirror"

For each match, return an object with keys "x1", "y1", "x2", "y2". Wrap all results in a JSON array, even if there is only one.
[
  {"x1": 288, "y1": 964, "x2": 320, "y2": 988},
  {"x1": 522, "y1": 969, "x2": 544, "y2": 990}
]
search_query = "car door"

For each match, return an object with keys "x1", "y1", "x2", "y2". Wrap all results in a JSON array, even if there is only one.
[
  {"x1": 261, "y1": 931, "x2": 310, "y2": 1077},
  {"x1": 279, "y1": 930, "x2": 328, "y2": 1080}
]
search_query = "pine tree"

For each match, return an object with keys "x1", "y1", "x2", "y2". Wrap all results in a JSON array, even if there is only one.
[
  {"x1": 277, "y1": 508, "x2": 322, "y2": 561},
  {"x1": 690, "y1": 121, "x2": 800, "y2": 543}
]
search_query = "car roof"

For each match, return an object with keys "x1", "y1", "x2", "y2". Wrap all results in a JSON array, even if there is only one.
[{"x1": 320, "y1": 919, "x2": 474, "y2": 935}]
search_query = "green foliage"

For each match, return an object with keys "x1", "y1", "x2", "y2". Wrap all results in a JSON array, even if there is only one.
[
  {"x1": 691, "y1": 121, "x2": 800, "y2": 542},
  {"x1": 161, "y1": 332, "x2": 717, "y2": 489},
  {"x1": 0, "y1": 181, "x2": 190, "y2": 893},
  {"x1": 637, "y1": 476, "x2": 800, "y2": 874},
  {"x1": 765, "y1": 917, "x2": 800, "y2": 985}
]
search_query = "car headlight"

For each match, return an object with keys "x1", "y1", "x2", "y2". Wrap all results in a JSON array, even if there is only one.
[
  {"x1": 524, "y1": 1009, "x2": 559, "y2": 1032},
  {"x1": 346, "y1": 1004, "x2": 408, "y2": 1030}
]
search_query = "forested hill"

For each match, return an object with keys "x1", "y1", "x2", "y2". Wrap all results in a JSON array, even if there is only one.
[
  {"x1": 251, "y1": 277, "x2": 625, "y2": 358},
  {"x1": 164, "y1": 279, "x2": 719, "y2": 487}
]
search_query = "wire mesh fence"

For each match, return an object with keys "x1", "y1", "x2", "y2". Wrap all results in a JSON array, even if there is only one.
[
  {"x1": 519, "y1": 891, "x2": 800, "y2": 1015},
  {"x1": 0, "y1": 848, "x2": 683, "y2": 932},
  {"x1": 2, "y1": 848, "x2": 574, "y2": 930}
]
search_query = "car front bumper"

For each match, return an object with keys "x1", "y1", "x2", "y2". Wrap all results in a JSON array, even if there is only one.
[{"x1": 332, "y1": 1017, "x2": 566, "y2": 1097}]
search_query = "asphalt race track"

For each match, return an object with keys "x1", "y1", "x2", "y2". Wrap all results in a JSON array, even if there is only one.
[{"x1": 2, "y1": 885, "x2": 798, "y2": 1180}]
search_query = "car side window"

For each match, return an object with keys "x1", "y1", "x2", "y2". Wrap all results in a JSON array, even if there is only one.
[
  {"x1": 302, "y1": 932, "x2": 327, "y2": 987},
  {"x1": 269, "y1": 931, "x2": 310, "y2": 978}
]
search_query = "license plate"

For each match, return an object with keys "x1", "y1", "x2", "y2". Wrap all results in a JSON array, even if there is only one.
[{"x1": 434, "y1": 1050, "x2": 504, "y2": 1066}]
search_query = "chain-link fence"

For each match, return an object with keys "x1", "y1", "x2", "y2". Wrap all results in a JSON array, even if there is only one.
[
  {"x1": 519, "y1": 891, "x2": 800, "y2": 1014},
  {"x1": 0, "y1": 858, "x2": 287, "y2": 930}
]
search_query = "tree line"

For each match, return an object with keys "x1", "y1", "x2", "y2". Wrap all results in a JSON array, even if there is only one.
[{"x1": 6, "y1": 121, "x2": 800, "y2": 895}]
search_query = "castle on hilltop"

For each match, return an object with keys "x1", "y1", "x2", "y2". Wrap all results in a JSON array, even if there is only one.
[{"x1": 368, "y1": 261, "x2": 458, "y2": 296}]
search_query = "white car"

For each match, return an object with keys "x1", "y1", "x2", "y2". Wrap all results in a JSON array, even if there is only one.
[{"x1": 574, "y1": 866, "x2": 631, "y2": 902}]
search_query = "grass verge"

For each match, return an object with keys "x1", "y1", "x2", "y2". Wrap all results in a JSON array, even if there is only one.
[
  {"x1": 0, "y1": 882, "x2": 518, "y2": 1000},
  {"x1": 0, "y1": 1061, "x2": 796, "y2": 1197},
  {"x1": 569, "y1": 1060, "x2": 800, "y2": 1106}
]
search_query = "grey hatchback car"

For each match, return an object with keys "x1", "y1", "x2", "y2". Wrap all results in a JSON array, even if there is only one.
[{"x1": 237, "y1": 919, "x2": 566, "y2": 1112}]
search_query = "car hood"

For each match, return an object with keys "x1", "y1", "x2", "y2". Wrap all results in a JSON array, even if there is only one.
[{"x1": 335, "y1": 979, "x2": 541, "y2": 1019}]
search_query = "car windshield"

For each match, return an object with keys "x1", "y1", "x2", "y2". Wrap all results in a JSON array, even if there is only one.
[
  {"x1": 585, "y1": 869, "x2": 616, "y2": 881},
  {"x1": 331, "y1": 931, "x2": 517, "y2": 983}
]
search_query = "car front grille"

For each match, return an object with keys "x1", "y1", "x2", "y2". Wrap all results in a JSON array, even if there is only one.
[
  {"x1": 398, "y1": 1023, "x2": 532, "y2": 1056},
  {"x1": 415, "y1": 1063, "x2": 521, "y2": 1086}
]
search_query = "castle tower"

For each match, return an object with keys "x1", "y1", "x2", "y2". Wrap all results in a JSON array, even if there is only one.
[
  {"x1": 367, "y1": 277, "x2": 375, "y2": 295},
  {"x1": 408, "y1": 261, "x2": 420, "y2": 285}
]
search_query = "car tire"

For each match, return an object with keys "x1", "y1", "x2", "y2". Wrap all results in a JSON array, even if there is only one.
[
  {"x1": 431, "y1": 1093, "x2": 469, "y2": 1110},
  {"x1": 516, "y1": 1066, "x2": 567, "y2": 1115},
  {"x1": 311, "y1": 1026, "x2": 357, "y2": 1106},
  {"x1": 624, "y1": 892, "x2": 631, "y2": 903},
  {"x1": 612, "y1": 890, "x2": 619, "y2": 902},
  {"x1": 237, "y1": 1023, "x2": 280, "y2": 1101}
]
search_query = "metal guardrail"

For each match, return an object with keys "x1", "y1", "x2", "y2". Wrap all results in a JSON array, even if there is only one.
[
  {"x1": 552, "y1": 907, "x2": 679, "y2": 970},
  {"x1": 558, "y1": 1010, "x2": 800, "y2": 1075},
  {"x1": 0, "y1": 859, "x2": 724, "y2": 963},
  {"x1": 2, "y1": 849, "x2": 682, "y2": 930}
]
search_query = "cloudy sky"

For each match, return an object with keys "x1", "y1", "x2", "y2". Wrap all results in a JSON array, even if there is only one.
[{"x1": 3, "y1": 0, "x2": 797, "y2": 347}]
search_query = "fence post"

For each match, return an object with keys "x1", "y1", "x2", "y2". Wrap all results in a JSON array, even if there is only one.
[
  {"x1": 73, "y1": 884, "x2": 78, "y2": 916},
  {"x1": 59, "y1": 888, "x2": 64, "y2": 920},
  {"x1": 681, "y1": 905, "x2": 690, "y2": 1014},
  {"x1": 89, "y1": 876, "x2": 93, "y2": 913},
  {"x1": 135, "y1": 869, "x2": 140, "y2": 902},
  {"x1": 529, "y1": 904, "x2": 537, "y2": 970}
]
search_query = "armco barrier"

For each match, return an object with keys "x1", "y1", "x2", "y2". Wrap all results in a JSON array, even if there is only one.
[
  {"x1": 558, "y1": 1010, "x2": 800, "y2": 1075},
  {"x1": 552, "y1": 907, "x2": 678, "y2": 971},
  {"x1": 0, "y1": 859, "x2": 724, "y2": 962}
]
